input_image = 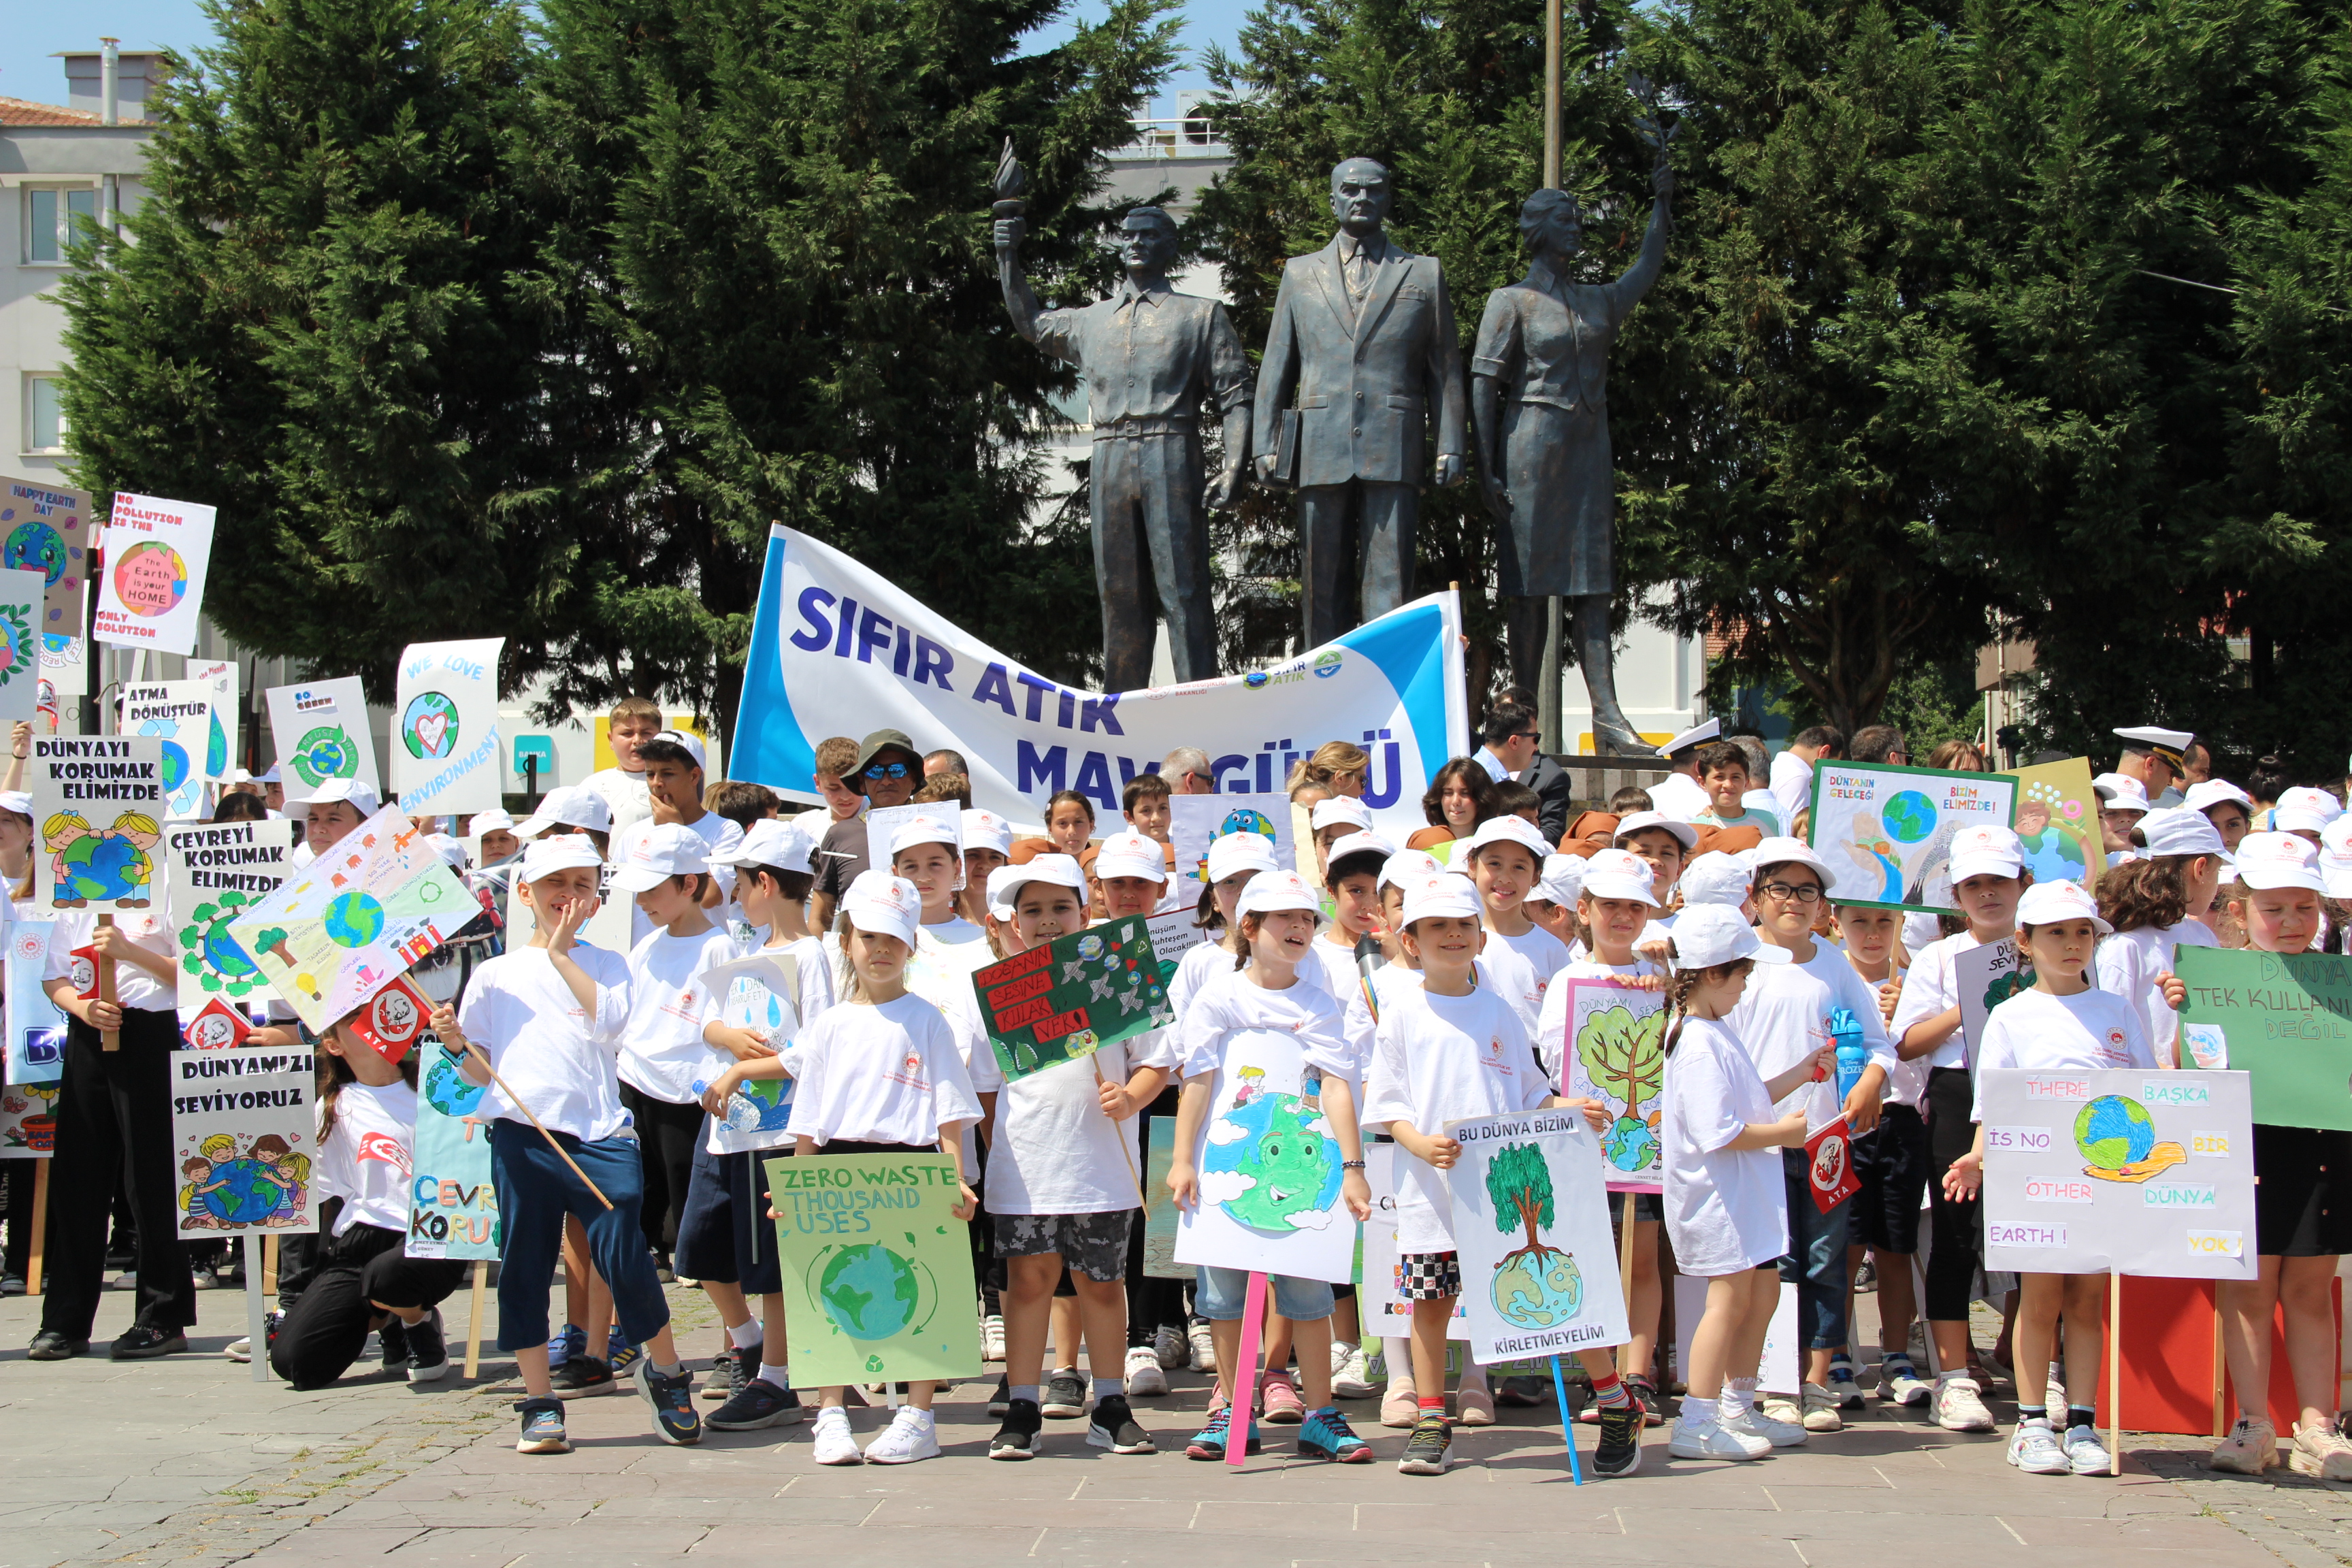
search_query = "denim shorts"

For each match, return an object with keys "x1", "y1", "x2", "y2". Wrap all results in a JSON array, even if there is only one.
[{"x1": 1194, "y1": 1265, "x2": 1334, "y2": 1323}]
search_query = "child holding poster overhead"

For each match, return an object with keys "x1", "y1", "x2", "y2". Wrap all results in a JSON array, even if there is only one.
[
  {"x1": 1940, "y1": 880, "x2": 2152, "y2": 1477},
  {"x1": 2094, "y1": 808, "x2": 2223, "y2": 1068},
  {"x1": 1360, "y1": 875, "x2": 1633, "y2": 1477},
  {"x1": 2205, "y1": 833, "x2": 2352, "y2": 1479},
  {"x1": 783, "y1": 870, "x2": 983, "y2": 1467}
]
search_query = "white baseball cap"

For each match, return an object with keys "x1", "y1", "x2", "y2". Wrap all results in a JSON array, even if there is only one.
[
  {"x1": 299, "y1": 777, "x2": 382, "y2": 817},
  {"x1": 1377, "y1": 849, "x2": 1446, "y2": 892},
  {"x1": 1322, "y1": 830, "x2": 1395, "y2": 872},
  {"x1": 962, "y1": 808, "x2": 1013, "y2": 858},
  {"x1": 1580, "y1": 847, "x2": 1660, "y2": 906},
  {"x1": 1948, "y1": 823, "x2": 2025, "y2": 883},
  {"x1": 2138, "y1": 806, "x2": 2226, "y2": 860},
  {"x1": 649, "y1": 728, "x2": 707, "y2": 771},
  {"x1": 2093, "y1": 773, "x2": 2150, "y2": 815},
  {"x1": 1678, "y1": 851, "x2": 1752, "y2": 909},
  {"x1": 610, "y1": 821, "x2": 713, "y2": 892},
  {"x1": 520, "y1": 832, "x2": 603, "y2": 882},
  {"x1": 2183, "y1": 779, "x2": 2253, "y2": 816},
  {"x1": 839, "y1": 869, "x2": 922, "y2": 945},
  {"x1": 1746, "y1": 836, "x2": 1840, "y2": 896},
  {"x1": 518, "y1": 785, "x2": 612, "y2": 838},
  {"x1": 1401, "y1": 875, "x2": 1482, "y2": 926},
  {"x1": 0, "y1": 790, "x2": 31, "y2": 819},
  {"x1": 1669, "y1": 903, "x2": 1790, "y2": 968},
  {"x1": 985, "y1": 864, "x2": 1028, "y2": 921},
  {"x1": 2016, "y1": 879, "x2": 2112, "y2": 936},
  {"x1": 1205, "y1": 832, "x2": 1279, "y2": 884},
  {"x1": 470, "y1": 809, "x2": 517, "y2": 835},
  {"x1": 713, "y1": 816, "x2": 816, "y2": 875},
  {"x1": 1094, "y1": 830, "x2": 1169, "y2": 884},
  {"x1": 2321, "y1": 817, "x2": 2352, "y2": 900},
  {"x1": 424, "y1": 832, "x2": 467, "y2": 869},
  {"x1": 2233, "y1": 831, "x2": 2325, "y2": 894},
  {"x1": 258, "y1": 764, "x2": 282, "y2": 785},
  {"x1": 1004, "y1": 853, "x2": 1088, "y2": 902},
  {"x1": 1465, "y1": 814, "x2": 1552, "y2": 860},
  {"x1": 1309, "y1": 796, "x2": 1375, "y2": 834},
  {"x1": 1532, "y1": 853, "x2": 1585, "y2": 908},
  {"x1": 2274, "y1": 786, "x2": 2344, "y2": 836},
  {"x1": 886, "y1": 814, "x2": 960, "y2": 858},
  {"x1": 1614, "y1": 811, "x2": 1698, "y2": 850},
  {"x1": 1237, "y1": 869, "x2": 1321, "y2": 918}
]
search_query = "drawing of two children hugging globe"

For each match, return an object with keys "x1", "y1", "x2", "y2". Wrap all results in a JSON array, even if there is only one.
[{"x1": 179, "y1": 1133, "x2": 310, "y2": 1229}]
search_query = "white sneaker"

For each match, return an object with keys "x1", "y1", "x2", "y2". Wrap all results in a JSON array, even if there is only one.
[
  {"x1": 1331, "y1": 1341, "x2": 1374, "y2": 1399},
  {"x1": 1878, "y1": 1358, "x2": 1932, "y2": 1406},
  {"x1": 225, "y1": 1336, "x2": 251, "y2": 1363},
  {"x1": 862, "y1": 1405, "x2": 939, "y2": 1465},
  {"x1": 1670, "y1": 1415, "x2": 1768, "y2": 1460},
  {"x1": 1725, "y1": 1403, "x2": 1809, "y2": 1448},
  {"x1": 981, "y1": 1315, "x2": 1005, "y2": 1362},
  {"x1": 1188, "y1": 1321, "x2": 1218, "y2": 1375},
  {"x1": 1932, "y1": 1373, "x2": 1996, "y2": 1433},
  {"x1": 1153, "y1": 1324, "x2": 1187, "y2": 1370},
  {"x1": 1124, "y1": 1344, "x2": 1169, "y2": 1398},
  {"x1": 2063, "y1": 1424, "x2": 2111, "y2": 1475},
  {"x1": 1800, "y1": 1383, "x2": 1843, "y2": 1433},
  {"x1": 1759, "y1": 1392, "x2": 1803, "y2": 1426},
  {"x1": 2007, "y1": 1420, "x2": 2070, "y2": 1473},
  {"x1": 811, "y1": 1407, "x2": 862, "y2": 1465}
]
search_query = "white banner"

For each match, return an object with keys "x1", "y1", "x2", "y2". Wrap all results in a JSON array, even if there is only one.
[
  {"x1": 267, "y1": 675, "x2": 380, "y2": 796},
  {"x1": 164, "y1": 819, "x2": 292, "y2": 1043},
  {"x1": 94, "y1": 492, "x2": 216, "y2": 655},
  {"x1": 1978, "y1": 1068, "x2": 2255, "y2": 1279},
  {"x1": 391, "y1": 638, "x2": 505, "y2": 815},
  {"x1": 730, "y1": 525, "x2": 1467, "y2": 837},
  {"x1": 1444, "y1": 1109, "x2": 1630, "y2": 1364}
]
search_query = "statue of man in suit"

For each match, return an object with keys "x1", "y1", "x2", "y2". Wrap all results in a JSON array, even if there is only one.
[{"x1": 1252, "y1": 159, "x2": 1468, "y2": 647}]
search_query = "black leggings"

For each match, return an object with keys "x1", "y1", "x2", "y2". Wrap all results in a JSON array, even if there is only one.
[
  {"x1": 269, "y1": 1220, "x2": 468, "y2": 1388},
  {"x1": 1923, "y1": 1066, "x2": 1981, "y2": 1322},
  {"x1": 621, "y1": 1085, "x2": 702, "y2": 1256}
]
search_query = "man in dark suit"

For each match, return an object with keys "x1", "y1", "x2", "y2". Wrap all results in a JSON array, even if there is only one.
[
  {"x1": 1253, "y1": 158, "x2": 1469, "y2": 646},
  {"x1": 1475, "y1": 700, "x2": 1573, "y2": 847}
]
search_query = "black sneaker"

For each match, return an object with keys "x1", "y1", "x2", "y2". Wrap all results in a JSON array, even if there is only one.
[
  {"x1": 990, "y1": 1396, "x2": 1043, "y2": 1459},
  {"x1": 110, "y1": 1324, "x2": 186, "y2": 1360},
  {"x1": 550, "y1": 1354, "x2": 615, "y2": 1398},
  {"x1": 1087, "y1": 1394, "x2": 1155, "y2": 1454},
  {"x1": 708, "y1": 1377, "x2": 806, "y2": 1430},
  {"x1": 378, "y1": 1316, "x2": 410, "y2": 1374},
  {"x1": 1625, "y1": 1373, "x2": 1665, "y2": 1426},
  {"x1": 701, "y1": 1345, "x2": 740, "y2": 1401},
  {"x1": 1042, "y1": 1369, "x2": 1088, "y2": 1418},
  {"x1": 27, "y1": 1330, "x2": 86, "y2": 1360},
  {"x1": 636, "y1": 1360, "x2": 703, "y2": 1446},
  {"x1": 986, "y1": 1373, "x2": 1012, "y2": 1418},
  {"x1": 1496, "y1": 1374, "x2": 1552, "y2": 1407},
  {"x1": 405, "y1": 1310, "x2": 451, "y2": 1384},
  {"x1": 1396, "y1": 1414, "x2": 1452, "y2": 1475},
  {"x1": 1593, "y1": 1401, "x2": 1644, "y2": 1476},
  {"x1": 517, "y1": 1395, "x2": 570, "y2": 1454}
]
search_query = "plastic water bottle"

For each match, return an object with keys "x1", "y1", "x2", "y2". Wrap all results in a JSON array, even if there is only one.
[{"x1": 1830, "y1": 1007, "x2": 1867, "y2": 1103}]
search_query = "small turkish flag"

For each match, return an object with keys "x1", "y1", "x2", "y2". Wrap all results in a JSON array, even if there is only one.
[{"x1": 1807, "y1": 1115, "x2": 1861, "y2": 1214}]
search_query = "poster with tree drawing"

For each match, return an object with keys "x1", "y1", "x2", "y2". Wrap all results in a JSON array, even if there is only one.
[
  {"x1": 1445, "y1": 1109, "x2": 1629, "y2": 1363},
  {"x1": 1558, "y1": 979, "x2": 1667, "y2": 1194}
]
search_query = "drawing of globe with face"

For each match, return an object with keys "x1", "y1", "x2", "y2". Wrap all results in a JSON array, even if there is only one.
[
  {"x1": 323, "y1": 890, "x2": 387, "y2": 949},
  {"x1": 1494, "y1": 1250, "x2": 1583, "y2": 1330},
  {"x1": 421, "y1": 1049, "x2": 485, "y2": 1119},
  {"x1": 1216, "y1": 807, "x2": 1277, "y2": 841},
  {"x1": 2, "y1": 521, "x2": 65, "y2": 585},
  {"x1": 2075, "y1": 1094, "x2": 2155, "y2": 1170},
  {"x1": 1200, "y1": 1090, "x2": 1343, "y2": 1233},
  {"x1": 1882, "y1": 790, "x2": 1937, "y2": 844}
]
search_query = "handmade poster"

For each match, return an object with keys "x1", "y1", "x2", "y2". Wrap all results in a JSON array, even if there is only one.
[
  {"x1": 1143, "y1": 909, "x2": 1207, "y2": 981},
  {"x1": 1556, "y1": 979, "x2": 1667, "y2": 1193},
  {"x1": 2004, "y1": 757, "x2": 2104, "y2": 889},
  {"x1": 1443, "y1": 1109, "x2": 1629, "y2": 1363},
  {"x1": 0, "y1": 1081, "x2": 60, "y2": 1157},
  {"x1": 1169, "y1": 792, "x2": 1297, "y2": 894},
  {"x1": 1978, "y1": 1067, "x2": 2255, "y2": 1279},
  {"x1": 693, "y1": 950, "x2": 806, "y2": 1154},
  {"x1": 165, "y1": 820, "x2": 291, "y2": 1044},
  {"x1": 1358, "y1": 1141, "x2": 1464, "y2": 1339},
  {"x1": 226, "y1": 806, "x2": 472, "y2": 1031},
  {"x1": 1806, "y1": 1115, "x2": 1862, "y2": 1213},
  {"x1": 265, "y1": 676, "x2": 380, "y2": 795},
  {"x1": 407, "y1": 1046, "x2": 497, "y2": 1260},
  {"x1": 863, "y1": 804, "x2": 961, "y2": 877},
  {"x1": 1806, "y1": 760, "x2": 2017, "y2": 914},
  {"x1": 3, "y1": 917, "x2": 63, "y2": 1085},
  {"x1": 2175, "y1": 947, "x2": 2352, "y2": 1129},
  {"x1": 391, "y1": 638, "x2": 505, "y2": 815},
  {"x1": 26, "y1": 734, "x2": 165, "y2": 911},
  {"x1": 93, "y1": 492, "x2": 216, "y2": 655},
  {"x1": 764, "y1": 1150, "x2": 982, "y2": 1384},
  {"x1": 969, "y1": 915, "x2": 1170, "y2": 1082},
  {"x1": 1955, "y1": 938, "x2": 2032, "y2": 1064},
  {"x1": 1171, "y1": 1028, "x2": 1355, "y2": 1283},
  {"x1": 0, "y1": 475, "x2": 93, "y2": 638},
  {"x1": 1139, "y1": 1123, "x2": 1189, "y2": 1281},
  {"x1": 120, "y1": 672, "x2": 235, "y2": 820},
  {"x1": 0, "y1": 566, "x2": 46, "y2": 727},
  {"x1": 1674, "y1": 1277, "x2": 1801, "y2": 1394},
  {"x1": 169, "y1": 1047, "x2": 318, "y2": 1237}
]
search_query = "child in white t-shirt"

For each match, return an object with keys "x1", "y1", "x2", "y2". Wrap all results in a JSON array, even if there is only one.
[
  {"x1": 780, "y1": 871, "x2": 982, "y2": 1465},
  {"x1": 1360, "y1": 876, "x2": 1633, "y2": 1477},
  {"x1": 1943, "y1": 881, "x2": 2153, "y2": 1477},
  {"x1": 1463, "y1": 815, "x2": 1568, "y2": 1031},
  {"x1": 1613, "y1": 812, "x2": 1698, "y2": 913},
  {"x1": 2095, "y1": 807, "x2": 2224, "y2": 1067},
  {"x1": 1660, "y1": 906, "x2": 1829, "y2": 1463},
  {"x1": 1304, "y1": 833, "x2": 1394, "y2": 1061},
  {"x1": 1524, "y1": 853, "x2": 1586, "y2": 955},
  {"x1": 967, "y1": 852, "x2": 1171, "y2": 1460},
  {"x1": 958, "y1": 808, "x2": 1014, "y2": 927},
  {"x1": 430, "y1": 834, "x2": 701, "y2": 1456},
  {"x1": 1169, "y1": 832, "x2": 1281, "y2": 1018},
  {"x1": 1831, "y1": 899, "x2": 1927, "y2": 1407}
]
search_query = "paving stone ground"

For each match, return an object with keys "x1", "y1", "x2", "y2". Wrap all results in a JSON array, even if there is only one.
[{"x1": 8, "y1": 1277, "x2": 2352, "y2": 1568}]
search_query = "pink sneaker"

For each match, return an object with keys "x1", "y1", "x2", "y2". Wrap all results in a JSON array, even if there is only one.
[
  {"x1": 1380, "y1": 1384, "x2": 1419, "y2": 1428},
  {"x1": 1455, "y1": 1382, "x2": 1497, "y2": 1426},
  {"x1": 1259, "y1": 1371, "x2": 1305, "y2": 1424}
]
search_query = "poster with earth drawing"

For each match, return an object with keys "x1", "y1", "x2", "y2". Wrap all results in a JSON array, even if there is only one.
[
  {"x1": 1444, "y1": 1109, "x2": 1629, "y2": 1364},
  {"x1": 168, "y1": 1047, "x2": 318, "y2": 1239},
  {"x1": 1171, "y1": 1028, "x2": 1355, "y2": 1283},
  {"x1": 764, "y1": 1151, "x2": 980, "y2": 1386},
  {"x1": 1557, "y1": 978, "x2": 1666, "y2": 1194},
  {"x1": 1806, "y1": 760, "x2": 2016, "y2": 915}
]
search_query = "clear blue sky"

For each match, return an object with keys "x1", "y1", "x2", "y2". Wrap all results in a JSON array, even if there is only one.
[{"x1": 2, "y1": 0, "x2": 1252, "y2": 112}]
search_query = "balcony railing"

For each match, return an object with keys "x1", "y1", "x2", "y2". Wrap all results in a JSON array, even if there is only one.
[{"x1": 1108, "y1": 116, "x2": 1229, "y2": 160}]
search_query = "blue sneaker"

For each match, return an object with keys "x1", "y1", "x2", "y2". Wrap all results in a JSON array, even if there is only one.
[
  {"x1": 636, "y1": 1360, "x2": 703, "y2": 1446},
  {"x1": 547, "y1": 1322, "x2": 583, "y2": 1372},
  {"x1": 1298, "y1": 1405, "x2": 1373, "y2": 1463},
  {"x1": 1184, "y1": 1404, "x2": 1260, "y2": 1460},
  {"x1": 516, "y1": 1396, "x2": 570, "y2": 1454},
  {"x1": 607, "y1": 1341, "x2": 642, "y2": 1379},
  {"x1": 1825, "y1": 1356, "x2": 1864, "y2": 1409}
]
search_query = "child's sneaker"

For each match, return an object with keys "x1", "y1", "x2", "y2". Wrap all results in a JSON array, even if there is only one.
[
  {"x1": 1380, "y1": 1382, "x2": 1420, "y2": 1428},
  {"x1": 1041, "y1": 1369, "x2": 1088, "y2": 1419},
  {"x1": 548, "y1": 1322, "x2": 582, "y2": 1372},
  {"x1": 2210, "y1": 1416, "x2": 2276, "y2": 1475},
  {"x1": 1188, "y1": 1320, "x2": 1218, "y2": 1375},
  {"x1": 378, "y1": 1316, "x2": 410, "y2": 1374},
  {"x1": 1185, "y1": 1405, "x2": 1260, "y2": 1460},
  {"x1": 2065, "y1": 1423, "x2": 2113, "y2": 1476},
  {"x1": 701, "y1": 1346, "x2": 738, "y2": 1401},
  {"x1": 636, "y1": 1360, "x2": 703, "y2": 1446},
  {"x1": 1725, "y1": 1403, "x2": 1808, "y2": 1448},
  {"x1": 1800, "y1": 1383, "x2": 1843, "y2": 1433},
  {"x1": 986, "y1": 1374, "x2": 1013, "y2": 1418},
  {"x1": 811, "y1": 1406, "x2": 862, "y2": 1465},
  {"x1": 1396, "y1": 1414, "x2": 1452, "y2": 1474},
  {"x1": 1260, "y1": 1371, "x2": 1305, "y2": 1423},
  {"x1": 982, "y1": 1315, "x2": 1005, "y2": 1362},
  {"x1": 606, "y1": 1341, "x2": 642, "y2": 1381},
  {"x1": 1626, "y1": 1375, "x2": 1666, "y2": 1426},
  {"x1": 1298, "y1": 1405, "x2": 1373, "y2": 1463},
  {"x1": 1088, "y1": 1394, "x2": 1156, "y2": 1454},
  {"x1": 1825, "y1": 1356, "x2": 1864, "y2": 1409},
  {"x1": 1593, "y1": 1401, "x2": 1644, "y2": 1477},
  {"x1": 2291, "y1": 1420, "x2": 2352, "y2": 1480},
  {"x1": 2006, "y1": 1419, "x2": 2069, "y2": 1474},
  {"x1": 1124, "y1": 1345, "x2": 1169, "y2": 1398},
  {"x1": 516, "y1": 1396, "x2": 570, "y2": 1454},
  {"x1": 1877, "y1": 1355, "x2": 1931, "y2": 1407},
  {"x1": 1153, "y1": 1324, "x2": 1188, "y2": 1370},
  {"x1": 404, "y1": 1310, "x2": 451, "y2": 1384},
  {"x1": 1331, "y1": 1341, "x2": 1375, "y2": 1399},
  {"x1": 1454, "y1": 1381, "x2": 1496, "y2": 1426},
  {"x1": 1931, "y1": 1372, "x2": 1995, "y2": 1433},
  {"x1": 551, "y1": 1354, "x2": 614, "y2": 1398},
  {"x1": 708, "y1": 1377, "x2": 806, "y2": 1430},
  {"x1": 863, "y1": 1405, "x2": 939, "y2": 1464},
  {"x1": 990, "y1": 1397, "x2": 1043, "y2": 1459},
  {"x1": 1669, "y1": 1414, "x2": 1766, "y2": 1462}
]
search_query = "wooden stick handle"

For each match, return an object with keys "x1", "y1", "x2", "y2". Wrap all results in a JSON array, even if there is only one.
[
  {"x1": 1094, "y1": 1058, "x2": 1148, "y2": 1208},
  {"x1": 464, "y1": 1042, "x2": 612, "y2": 1210},
  {"x1": 27, "y1": 1158, "x2": 47, "y2": 1296}
]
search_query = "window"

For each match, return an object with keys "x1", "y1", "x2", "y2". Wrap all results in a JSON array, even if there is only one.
[
  {"x1": 24, "y1": 186, "x2": 97, "y2": 264},
  {"x1": 24, "y1": 377, "x2": 65, "y2": 454}
]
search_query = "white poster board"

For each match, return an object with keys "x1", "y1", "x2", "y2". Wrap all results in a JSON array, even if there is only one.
[
  {"x1": 26, "y1": 735, "x2": 167, "y2": 911},
  {"x1": 163, "y1": 820, "x2": 292, "y2": 1043},
  {"x1": 1978, "y1": 1067, "x2": 2255, "y2": 1279},
  {"x1": 1443, "y1": 1109, "x2": 1630, "y2": 1364},
  {"x1": 391, "y1": 638, "x2": 505, "y2": 815},
  {"x1": 1358, "y1": 1141, "x2": 1465, "y2": 1341},
  {"x1": 169, "y1": 1047, "x2": 319, "y2": 1237},
  {"x1": 2, "y1": 917, "x2": 63, "y2": 1087},
  {"x1": 266, "y1": 676, "x2": 380, "y2": 796},
  {"x1": 1806, "y1": 761, "x2": 2017, "y2": 915},
  {"x1": 1674, "y1": 1276, "x2": 1801, "y2": 1394},
  {"x1": 93, "y1": 492, "x2": 216, "y2": 655},
  {"x1": 119, "y1": 672, "x2": 235, "y2": 820},
  {"x1": 1172, "y1": 1029, "x2": 1354, "y2": 1283},
  {"x1": 0, "y1": 474, "x2": 94, "y2": 640},
  {"x1": 695, "y1": 951, "x2": 805, "y2": 1155},
  {"x1": 1169, "y1": 794, "x2": 1296, "y2": 894},
  {"x1": 0, "y1": 566, "x2": 47, "y2": 726}
]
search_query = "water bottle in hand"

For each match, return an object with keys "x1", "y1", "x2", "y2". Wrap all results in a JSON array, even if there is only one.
[{"x1": 1830, "y1": 1006, "x2": 1867, "y2": 1102}]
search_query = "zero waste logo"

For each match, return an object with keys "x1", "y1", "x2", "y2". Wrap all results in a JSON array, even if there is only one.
[
  {"x1": 290, "y1": 725, "x2": 360, "y2": 787},
  {"x1": 1314, "y1": 650, "x2": 1343, "y2": 678}
]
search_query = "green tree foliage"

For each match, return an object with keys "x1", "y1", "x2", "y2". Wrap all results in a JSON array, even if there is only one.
[
  {"x1": 1484, "y1": 1139, "x2": 1557, "y2": 1258},
  {"x1": 1578, "y1": 1000, "x2": 1663, "y2": 1111}
]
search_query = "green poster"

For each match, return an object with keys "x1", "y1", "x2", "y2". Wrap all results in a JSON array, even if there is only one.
[
  {"x1": 764, "y1": 1152, "x2": 981, "y2": 1386},
  {"x1": 2174, "y1": 947, "x2": 2352, "y2": 1130},
  {"x1": 968, "y1": 915, "x2": 1173, "y2": 1082}
]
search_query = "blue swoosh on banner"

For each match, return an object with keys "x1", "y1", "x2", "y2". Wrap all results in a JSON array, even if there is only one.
[
  {"x1": 1336, "y1": 602, "x2": 1449, "y2": 772},
  {"x1": 734, "y1": 529, "x2": 815, "y2": 790}
]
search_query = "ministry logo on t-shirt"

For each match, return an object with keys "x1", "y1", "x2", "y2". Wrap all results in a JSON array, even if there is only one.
[
  {"x1": 887, "y1": 1049, "x2": 930, "y2": 1093},
  {"x1": 2102, "y1": 1027, "x2": 2131, "y2": 1064},
  {"x1": 1480, "y1": 1036, "x2": 1514, "y2": 1077}
]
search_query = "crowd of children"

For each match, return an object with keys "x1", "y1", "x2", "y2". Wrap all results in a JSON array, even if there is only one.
[{"x1": 15, "y1": 698, "x2": 2352, "y2": 1488}]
